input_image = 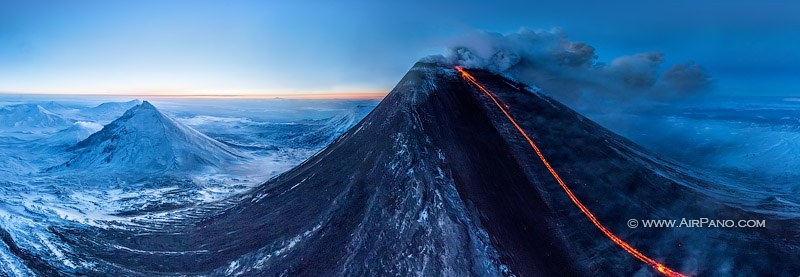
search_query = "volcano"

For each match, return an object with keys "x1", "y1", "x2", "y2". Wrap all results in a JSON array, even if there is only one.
[
  {"x1": 48, "y1": 63, "x2": 800, "y2": 276},
  {"x1": 62, "y1": 101, "x2": 241, "y2": 174}
]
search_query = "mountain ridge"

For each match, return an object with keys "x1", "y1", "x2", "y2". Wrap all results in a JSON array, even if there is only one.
[{"x1": 0, "y1": 104, "x2": 72, "y2": 129}]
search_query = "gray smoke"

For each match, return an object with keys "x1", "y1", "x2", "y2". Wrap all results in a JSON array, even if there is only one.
[{"x1": 426, "y1": 28, "x2": 712, "y2": 107}]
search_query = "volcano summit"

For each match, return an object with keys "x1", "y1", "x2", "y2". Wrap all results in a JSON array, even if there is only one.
[
  {"x1": 62, "y1": 101, "x2": 241, "y2": 174},
  {"x1": 29, "y1": 63, "x2": 800, "y2": 276}
]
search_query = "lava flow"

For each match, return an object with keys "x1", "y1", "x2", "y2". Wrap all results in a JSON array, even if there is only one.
[{"x1": 455, "y1": 66, "x2": 687, "y2": 277}]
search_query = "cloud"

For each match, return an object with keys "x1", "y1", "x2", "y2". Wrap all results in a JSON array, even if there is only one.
[
  {"x1": 179, "y1": 115, "x2": 256, "y2": 126},
  {"x1": 662, "y1": 61, "x2": 713, "y2": 96},
  {"x1": 74, "y1": 121, "x2": 104, "y2": 132},
  {"x1": 427, "y1": 28, "x2": 712, "y2": 107},
  {"x1": 607, "y1": 52, "x2": 663, "y2": 89}
]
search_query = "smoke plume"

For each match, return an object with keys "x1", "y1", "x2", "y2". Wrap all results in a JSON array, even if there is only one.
[{"x1": 426, "y1": 28, "x2": 712, "y2": 108}]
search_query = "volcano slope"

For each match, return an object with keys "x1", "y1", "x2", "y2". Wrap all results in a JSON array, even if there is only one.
[
  {"x1": 51, "y1": 62, "x2": 799, "y2": 276},
  {"x1": 63, "y1": 101, "x2": 242, "y2": 174}
]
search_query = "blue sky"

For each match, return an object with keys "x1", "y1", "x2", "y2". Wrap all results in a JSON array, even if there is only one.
[{"x1": 0, "y1": 0, "x2": 798, "y2": 96}]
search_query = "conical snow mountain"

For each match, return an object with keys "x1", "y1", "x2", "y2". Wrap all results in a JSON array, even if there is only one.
[{"x1": 64, "y1": 101, "x2": 241, "y2": 173}]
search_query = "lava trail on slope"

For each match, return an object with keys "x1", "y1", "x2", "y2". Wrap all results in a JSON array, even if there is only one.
[
  {"x1": 456, "y1": 66, "x2": 685, "y2": 277},
  {"x1": 50, "y1": 62, "x2": 800, "y2": 276}
]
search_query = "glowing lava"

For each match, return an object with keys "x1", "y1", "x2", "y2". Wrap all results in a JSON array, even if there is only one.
[{"x1": 455, "y1": 66, "x2": 687, "y2": 277}]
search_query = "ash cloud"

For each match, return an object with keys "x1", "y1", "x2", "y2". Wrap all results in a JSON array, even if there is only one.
[{"x1": 427, "y1": 28, "x2": 712, "y2": 107}]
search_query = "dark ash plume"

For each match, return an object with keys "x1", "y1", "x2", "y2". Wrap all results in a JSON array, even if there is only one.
[{"x1": 426, "y1": 28, "x2": 712, "y2": 106}]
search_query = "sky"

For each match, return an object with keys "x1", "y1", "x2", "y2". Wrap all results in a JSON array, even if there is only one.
[{"x1": 0, "y1": 0, "x2": 798, "y2": 96}]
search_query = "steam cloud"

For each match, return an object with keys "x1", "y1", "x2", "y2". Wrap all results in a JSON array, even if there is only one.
[{"x1": 427, "y1": 28, "x2": 712, "y2": 107}]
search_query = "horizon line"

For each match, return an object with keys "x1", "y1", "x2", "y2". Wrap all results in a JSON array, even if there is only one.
[{"x1": 0, "y1": 91, "x2": 388, "y2": 100}]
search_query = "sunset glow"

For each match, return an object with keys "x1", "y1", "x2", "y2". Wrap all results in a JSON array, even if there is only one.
[{"x1": 0, "y1": 92, "x2": 387, "y2": 100}]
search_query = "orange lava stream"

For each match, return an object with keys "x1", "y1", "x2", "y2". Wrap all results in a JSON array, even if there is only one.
[{"x1": 455, "y1": 66, "x2": 687, "y2": 277}]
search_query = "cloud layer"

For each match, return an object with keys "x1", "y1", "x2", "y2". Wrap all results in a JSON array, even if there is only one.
[{"x1": 427, "y1": 28, "x2": 712, "y2": 107}]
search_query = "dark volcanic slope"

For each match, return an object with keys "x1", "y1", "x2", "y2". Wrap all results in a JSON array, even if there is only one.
[{"x1": 53, "y1": 63, "x2": 800, "y2": 276}]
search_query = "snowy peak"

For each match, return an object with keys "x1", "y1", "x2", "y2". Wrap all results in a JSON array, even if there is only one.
[
  {"x1": 38, "y1": 101, "x2": 74, "y2": 114},
  {"x1": 64, "y1": 101, "x2": 241, "y2": 173},
  {"x1": 114, "y1": 100, "x2": 163, "y2": 123},
  {"x1": 79, "y1": 99, "x2": 143, "y2": 123},
  {"x1": 140, "y1": 100, "x2": 153, "y2": 108},
  {"x1": 101, "y1": 99, "x2": 142, "y2": 109},
  {"x1": 134, "y1": 100, "x2": 160, "y2": 115},
  {"x1": 0, "y1": 104, "x2": 72, "y2": 129},
  {"x1": 93, "y1": 99, "x2": 144, "y2": 114}
]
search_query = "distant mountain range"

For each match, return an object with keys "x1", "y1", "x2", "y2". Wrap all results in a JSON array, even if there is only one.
[
  {"x1": 0, "y1": 104, "x2": 72, "y2": 129},
  {"x1": 77, "y1": 99, "x2": 142, "y2": 123}
]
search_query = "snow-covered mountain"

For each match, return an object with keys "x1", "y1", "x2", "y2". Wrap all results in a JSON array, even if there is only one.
[
  {"x1": 41, "y1": 121, "x2": 104, "y2": 147},
  {"x1": 284, "y1": 105, "x2": 374, "y2": 147},
  {"x1": 37, "y1": 101, "x2": 77, "y2": 115},
  {"x1": 63, "y1": 101, "x2": 242, "y2": 173},
  {"x1": 0, "y1": 104, "x2": 72, "y2": 129},
  {"x1": 78, "y1": 99, "x2": 142, "y2": 122}
]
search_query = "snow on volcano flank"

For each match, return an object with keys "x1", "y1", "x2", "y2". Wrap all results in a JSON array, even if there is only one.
[{"x1": 64, "y1": 101, "x2": 242, "y2": 173}]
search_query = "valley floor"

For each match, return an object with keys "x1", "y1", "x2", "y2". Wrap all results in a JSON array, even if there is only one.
[{"x1": 0, "y1": 97, "x2": 377, "y2": 274}]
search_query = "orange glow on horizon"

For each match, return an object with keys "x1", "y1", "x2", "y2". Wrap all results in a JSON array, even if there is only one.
[
  {"x1": 455, "y1": 66, "x2": 687, "y2": 277},
  {"x1": 138, "y1": 92, "x2": 387, "y2": 100},
  {"x1": 0, "y1": 91, "x2": 387, "y2": 100}
]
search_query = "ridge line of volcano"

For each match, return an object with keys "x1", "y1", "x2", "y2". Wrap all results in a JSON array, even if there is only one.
[{"x1": 455, "y1": 66, "x2": 687, "y2": 277}]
